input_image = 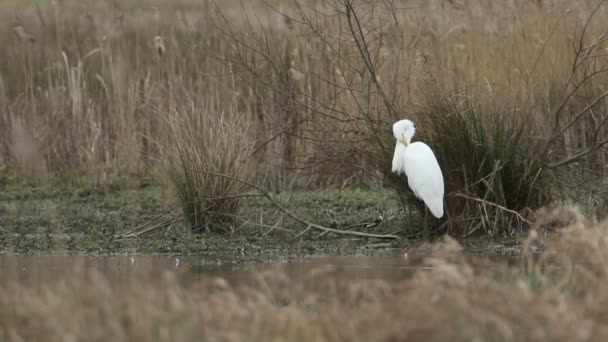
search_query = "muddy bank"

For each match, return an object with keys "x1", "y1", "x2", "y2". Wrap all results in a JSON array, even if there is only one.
[{"x1": 0, "y1": 180, "x2": 527, "y2": 257}]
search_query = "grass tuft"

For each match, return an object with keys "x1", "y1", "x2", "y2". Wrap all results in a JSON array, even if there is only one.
[
  {"x1": 414, "y1": 96, "x2": 549, "y2": 236},
  {"x1": 158, "y1": 100, "x2": 254, "y2": 233}
]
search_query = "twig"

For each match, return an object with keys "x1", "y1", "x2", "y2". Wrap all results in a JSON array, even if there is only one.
[
  {"x1": 262, "y1": 215, "x2": 287, "y2": 236},
  {"x1": 452, "y1": 193, "x2": 531, "y2": 225},
  {"x1": 548, "y1": 138, "x2": 608, "y2": 168},
  {"x1": 195, "y1": 170, "x2": 399, "y2": 239},
  {"x1": 117, "y1": 218, "x2": 173, "y2": 238},
  {"x1": 120, "y1": 213, "x2": 169, "y2": 236},
  {"x1": 549, "y1": 89, "x2": 608, "y2": 146},
  {"x1": 203, "y1": 193, "x2": 265, "y2": 200},
  {"x1": 296, "y1": 224, "x2": 312, "y2": 237},
  {"x1": 342, "y1": 219, "x2": 382, "y2": 230}
]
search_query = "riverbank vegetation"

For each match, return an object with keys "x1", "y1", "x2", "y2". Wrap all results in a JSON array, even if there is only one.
[
  {"x1": 2, "y1": 2, "x2": 608, "y2": 340},
  {"x1": 0, "y1": 0, "x2": 606, "y2": 238}
]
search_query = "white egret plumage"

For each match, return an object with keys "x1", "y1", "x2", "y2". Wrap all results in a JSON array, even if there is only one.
[{"x1": 391, "y1": 119, "x2": 444, "y2": 219}]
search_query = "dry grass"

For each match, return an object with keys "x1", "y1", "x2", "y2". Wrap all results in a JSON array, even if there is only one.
[
  {"x1": 157, "y1": 99, "x2": 254, "y2": 233},
  {"x1": 0, "y1": 0, "x2": 607, "y2": 233},
  {"x1": 1, "y1": 208, "x2": 607, "y2": 341},
  {"x1": 1, "y1": 0, "x2": 605, "y2": 175},
  {"x1": 415, "y1": 98, "x2": 548, "y2": 236}
]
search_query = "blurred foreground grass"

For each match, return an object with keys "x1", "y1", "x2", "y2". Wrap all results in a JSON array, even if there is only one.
[{"x1": 1, "y1": 213, "x2": 606, "y2": 341}]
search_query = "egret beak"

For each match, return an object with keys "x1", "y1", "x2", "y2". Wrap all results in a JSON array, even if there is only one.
[{"x1": 399, "y1": 134, "x2": 410, "y2": 146}]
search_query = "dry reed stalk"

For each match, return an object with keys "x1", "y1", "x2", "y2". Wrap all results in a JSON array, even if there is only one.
[
  {"x1": 0, "y1": 0, "x2": 605, "y2": 225},
  {"x1": 156, "y1": 99, "x2": 255, "y2": 233}
]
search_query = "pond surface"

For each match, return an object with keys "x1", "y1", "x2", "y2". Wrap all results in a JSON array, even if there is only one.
[{"x1": 0, "y1": 254, "x2": 426, "y2": 287}]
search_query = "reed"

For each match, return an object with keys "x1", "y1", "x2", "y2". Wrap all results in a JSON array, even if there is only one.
[
  {"x1": 157, "y1": 99, "x2": 254, "y2": 233},
  {"x1": 0, "y1": 0, "x2": 606, "y2": 234}
]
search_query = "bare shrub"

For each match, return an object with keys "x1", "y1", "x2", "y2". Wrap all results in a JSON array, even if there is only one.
[
  {"x1": 1, "y1": 0, "x2": 607, "y2": 236},
  {"x1": 209, "y1": 0, "x2": 608, "y2": 236}
]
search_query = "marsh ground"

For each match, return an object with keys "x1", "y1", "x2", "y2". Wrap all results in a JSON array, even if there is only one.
[{"x1": 0, "y1": 172, "x2": 524, "y2": 257}]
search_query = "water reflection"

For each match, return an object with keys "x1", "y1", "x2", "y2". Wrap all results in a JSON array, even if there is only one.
[{"x1": 0, "y1": 254, "x2": 425, "y2": 286}]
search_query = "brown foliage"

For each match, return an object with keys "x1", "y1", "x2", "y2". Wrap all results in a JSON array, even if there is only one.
[{"x1": 1, "y1": 0, "x2": 606, "y2": 182}]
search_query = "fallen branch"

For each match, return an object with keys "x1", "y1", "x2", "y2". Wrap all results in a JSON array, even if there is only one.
[
  {"x1": 195, "y1": 170, "x2": 399, "y2": 239},
  {"x1": 121, "y1": 213, "x2": 167, "y2": 236},
  {"x1": 262, "y1": 215, "x2": 289, "y2": 236},
  {"x1": 296, "y1": 225, "x2": 312, "y2": 237},
  {"x1": 342, "y1": 218, "x2": 383, "y2": 230},
  {"x1": 117, "y1": 213, "x2": 175, "y2": 238}
]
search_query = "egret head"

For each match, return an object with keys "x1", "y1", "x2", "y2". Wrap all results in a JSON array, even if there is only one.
[{"x1": 392, "y1": 119, "x2": 416, "y2": 145}]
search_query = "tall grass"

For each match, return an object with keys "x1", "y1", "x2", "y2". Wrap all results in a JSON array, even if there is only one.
[
  {"x1": 0, "y1": 0, "x2": 235, "y2": 177},
  {"x1": 214, "y1": 0, "x2": 608, "y2": 234},
  {"x1": 0, "y1": 0, "x2": 607, "y2": 234},
  {"x1": 415, "y1": 96, "x2": 548, "y2": 236},
  {"x1": 158, "y1": 100, "x2": 254, "y2": 233}
]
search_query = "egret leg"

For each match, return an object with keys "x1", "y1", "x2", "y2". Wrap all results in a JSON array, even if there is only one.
[{"x1": 423, "y1": 206, "x2": 429, "y2": 240}]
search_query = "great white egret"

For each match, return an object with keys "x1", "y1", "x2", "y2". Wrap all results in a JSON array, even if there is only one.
[{"x1": 391, "y1": 119, "x2": 444, "y2": 221}]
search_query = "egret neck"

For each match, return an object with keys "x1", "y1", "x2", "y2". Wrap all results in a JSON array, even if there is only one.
[{"x1": 399, "y1": 136, "x2": 410, "y2": 146}]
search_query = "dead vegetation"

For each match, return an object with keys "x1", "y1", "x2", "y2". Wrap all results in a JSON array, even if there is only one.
[
  {"x1": 0, "y1": 0, "x2": 607, "y2": 236},
  {"x1": 156, "y1": 100, "x2": 255, "y2": 234},
  {"x1": 1, "y1": 208, "x2": 607, "y2": 341}
]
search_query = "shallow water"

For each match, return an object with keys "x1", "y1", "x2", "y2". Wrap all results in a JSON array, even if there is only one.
[{"x1": 0, "y1": 254, "x2": 425, "y2": 286}]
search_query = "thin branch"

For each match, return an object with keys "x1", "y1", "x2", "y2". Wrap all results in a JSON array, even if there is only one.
[
  {"x1": 452, "y1": 192, "x2": 531, "y2": 225},
  {"x1": 551, "y1": 0, "x2": 606, "y2": 130},
  {"x1": 548, "y1": 88, "x2": 608, "y2": 145},
  {"x1": 343, "y1": 0, "x2": 394, "y2": 116},
  {"x1": 548, "y1": 138, "x2": 608, "y2": 168},
  {"x1": 117, "y1": 217, "x2": 174, "y2": 238},
  {"x1": 296, "y1": 224, "x2": 312, "y2": 237},
  {"x1": 383, "y1": 0, "x2": 402, "y2": 104},
  {"x1": 261, "y1": 215, "x2": 289, "y2": 236},
  {"x1": 123, "y1": 214, "x2": 165, "y2": 235},
  {"x1": 203, "y1": 193, "x2": 265, "y2": 201}
]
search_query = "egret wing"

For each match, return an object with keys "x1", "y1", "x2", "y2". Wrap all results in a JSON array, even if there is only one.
[{"x1": 403, "y1": 142, "x2": 444, "y2": 218}]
